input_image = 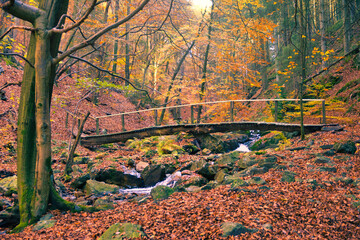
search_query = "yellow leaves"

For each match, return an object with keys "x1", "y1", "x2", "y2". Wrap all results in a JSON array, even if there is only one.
[{"x1": 302, "y1": 35, "x2": 306, "y2": 38}]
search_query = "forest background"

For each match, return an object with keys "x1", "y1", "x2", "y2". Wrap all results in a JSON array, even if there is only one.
[{"x1": 0, "y1": 0, "x2": 360, "y2": 238}]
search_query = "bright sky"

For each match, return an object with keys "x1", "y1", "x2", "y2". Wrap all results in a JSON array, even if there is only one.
[{"x1": 191, "y1": 0, "x2": 212, "y2": 11}]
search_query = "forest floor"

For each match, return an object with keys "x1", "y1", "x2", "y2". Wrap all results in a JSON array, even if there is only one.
[{"x1": 0, "y1": 59, "x2": 360, "y2": 239}]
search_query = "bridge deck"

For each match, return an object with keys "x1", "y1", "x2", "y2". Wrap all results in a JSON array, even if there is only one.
[{"x1": 80, "y1": 121, "x2": 329, "y2": 147}]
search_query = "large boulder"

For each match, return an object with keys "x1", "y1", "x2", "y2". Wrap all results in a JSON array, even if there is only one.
[
  {"x1": 250, "y1": 131, "x2": 288, "y2": 151},
  {"x1": 175, "y1": 172, "x2": 208, "y2": 188},
  {"x1": 141, "y1": 165, "x2": 166, "y2": 187},
  {"x1": 333, "y1": 140, "x2": 357, "y2": 154},
  {"x1": 191, "y1": 159, "x2": 218, "y2": 180},
  {"x1": 195, "y1": 133, "x2": 247, "y2": 153},
  {"x1": 70, "y1": 174, "x2": 90, "y2": 189},
  {"x1": 95, "y1": 169, "x2": 144, "y2": 188},
  {"x1": 84, "y1": 180, "x2": 119, "y2": 195},
  {"x1": 150, "y1": 185, "x2": 174, "y2": 200},
  {"x1": 99, "y1": 222, "x2": 147, "y2": 240}
]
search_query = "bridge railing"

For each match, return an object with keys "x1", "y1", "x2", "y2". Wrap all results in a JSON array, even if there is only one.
[{"x1": 89, "y1": 98, "x2": 326, "y2": 135}]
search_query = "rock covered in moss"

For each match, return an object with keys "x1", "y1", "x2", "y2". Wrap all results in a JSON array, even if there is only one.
[
  {"x1": 333, "y1": 140, "x2": 357, "y2": 154},
  {"x1": 221, "y1": 222, "x2": 257, "y2": 237},
  {"x1": 150, "y1": 185, "x2": 174, "y2": 200},
  {"x1": 84, "y1": 180, "x2": 119, "y2": 195},
  {"x1": 99, "y1": 222, "x2": 147, "y2": 239},
  {"x1": 0, "y1": 175, "x2": 17, "y2": 192},
  {"x1": 281, "y1": 171, "x2": 296, "y2": 183}
]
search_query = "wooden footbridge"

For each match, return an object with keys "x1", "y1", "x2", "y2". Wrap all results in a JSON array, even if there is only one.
[{"x1": 73, "y1": 99, "x2": 329, "y2": 147}]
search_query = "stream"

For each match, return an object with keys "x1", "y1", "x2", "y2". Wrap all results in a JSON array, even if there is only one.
[{"x1": 120, "y1": 130, "x2": 261, "y2": 195}]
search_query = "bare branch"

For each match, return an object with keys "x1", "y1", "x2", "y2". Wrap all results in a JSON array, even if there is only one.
[
  {"x1": 0, "y1": 25, "x2": 35, "y2": 41},
  {"x1": 53, "y1": 0, "x2": 151, "y2": 64},
  {"x1": 1, "y1": 0, "x2": 42, "y2": 24},
  {"x1": 0, "y1": 53, "x2": 34, "y2": 68},
  {"x1": 0, "y1": 81, "x2": 22, "y2": 91},
  {"x1": 65, "y1": 53, "x2": 154, "y2": 95},
  {"x1": 0, "y1": 0, "x2": 14, "y2": 8},
  {"x1": 50, "y1": 0, "x2": 98, "y2": 35},
  {"x1": 304, "y1": 45, "x2": 360, "y2": 84}
]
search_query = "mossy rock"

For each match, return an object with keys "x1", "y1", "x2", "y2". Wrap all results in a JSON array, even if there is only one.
[
  {"x1": 224, "y1": 175, "x2": 248, "y2": 188},
  {"x1": 0, "y1": 175, "x2": 17, "y2": 192},
  {"x1": 281, "y1": 171, "x2": 296, "y2": 183},
  {"x1": 247, "y1": 176, "x2": 266, "y2": 185},
  {"x1": 99, "y1": 222, "x2": 147, "y2": 240},
  {"x1": 250, "y1": 131, "x2": 288, "y2": 151},
  {"x1": 33, "y1": 220, "x2": 56, "y2": 231},
  {"x1": 215, "y1": 169, "x2": 227, "y2": 183},
  {"x1": 317, "y1": 167, "x2": 337, "y2": 173},
  {"x1": 150, "y1": 185, "x2": 174, "y2": 200},
  {"x1": 216, "y1": 151, "x2": 242, "y2": 168},
  {"x1": 221, "y1": 222, "x2": 257, "y2": 237},
  {"x1": 333, "y1": 140, "x2": 357, "y2": 154},
  {"x1": 84, "y1": 180, "x2": 119, "y2": 195}
]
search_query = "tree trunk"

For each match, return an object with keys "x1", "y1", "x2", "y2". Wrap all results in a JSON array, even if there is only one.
[
  {"x1": 320, "y1": 0, "x2": 327, "y2": 68},
  {"x1": 197, "y1": 0, "x2": 214, "y2": 123},
  {"x1": 299, "y1": 0, "x2": 307, "y2": 140},
  {"x1": 343, "y1": 0, "x2": 351, "y2": 54},
  {"x1": 159, "y1": 41, "x2": 195, "y2": 124}
]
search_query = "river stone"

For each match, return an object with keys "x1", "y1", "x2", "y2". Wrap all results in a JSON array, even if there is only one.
[
  {"x1": 281, "y1": 171, "x2": 296, "y2": 183},
  {"x1": 250, "y1": 131, "x2": 287, "y2": 151},
  {"x1": 70, "y1": 174, "x2": 90, "y2": 189},
  {"x1": 94, "y1": 197, "x2": 114, "y2": 210},
  {"x1": 84, "y1": 180, "x2": 119, "y2": 195},
  {"x1": 314, "y1": 156, "x2": 332, "y2": 164},
  {"x1": 190, "y1": 159, "x2": 207, "y2": 171},
  {"x1": 221, "y1": 222, "x2": 257, "y2": 237},
  {"x1": 141, "y1": 164, "x2": 166, "y2": 187},
  {"x1": 186, "y1": 185, "x2": 202, "y2": 192},
  {"x1": 176, "y1": 173, "x2": 208, "y2": 188},
  {"x1": 318, "y1": 167, "x2": 337, "y2": 173},
  {"x1": 196, "y1": 163, "x2": 218, "y2": 180},
  {"x1": 247, "y1": 176, "x2": 266, "y2": 185},
  {"x1": 215, "y1": 169, "x2": 227, "y2": 183},
  {"x1": 195, "y1": 133, "x2": 240, "y2": 153},
  {"x1": 333, "y1": 140, "x2": 357, "y2": 154},
  {"x1": 95, "y1": 168, "x2": 144, "y2": 188},
  {"x1": 224, "y1": 175, "x2": 248, "y2": 188},
  {"x1": 183, "y1": 144, "x2": 200, "y2": 154},
  {"x1": 0, "y1": 175, "x2": 17, "y2": 192},
  {"x1": 73, "y1": 156, "x2": 90, "y2": 164},
  {"x1": 216, "y1": 151, "x2": 241, "y2": 168},
  {"x1": 33, "y1": 220, "x2": 56, "y2": 231},
  {"x1": 242, "y1": 166, "x2": 268, "y2": 176},
  {"x1": 136, "y1": 161, "x2": 149, "y2": 172},
  {"x1": 150, "y1": 185, "x2": 174, "y2": 200},
  {"x1": 99, "y1": 222, "x2": 147, "y2": 240}
]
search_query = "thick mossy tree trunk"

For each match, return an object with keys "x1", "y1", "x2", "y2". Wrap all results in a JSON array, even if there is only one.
[{"x1": 3, "y1": 0, "x2": 70, "y2": 231}]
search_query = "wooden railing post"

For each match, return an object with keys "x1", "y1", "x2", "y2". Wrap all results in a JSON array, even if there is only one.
[
  {"x1": 230, "y1": 101, "x2": 234, "y2": 122},
  {"x1": 154, "y1": 109, "x2": 158, "y2": 126},
  {"x1": 96, "y1": 118, "x2": 99, "y2": 135},
  {"x1": 274, "y1": 101, "x2": 278, "y2": 122},
  {"x1": 322, "y1": 100, "x2": 326, "y2": 124},
  {"x1": 121, "y1": 114, "x2": 126, "y2": 132},
  {"x1": 65, "y1": 112, "x2": 69, "y2": 128},
  {"x1": 191, "y1": 105, "x2": 194, "y2": 124}
]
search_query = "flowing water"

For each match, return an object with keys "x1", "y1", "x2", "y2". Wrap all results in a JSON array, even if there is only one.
[
  {"x1": 119, "y1": 171, "x2": 182, "y2": 195},
  {"x1": 236, "y1": 130, "x2": 261, "y2": 152}
]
